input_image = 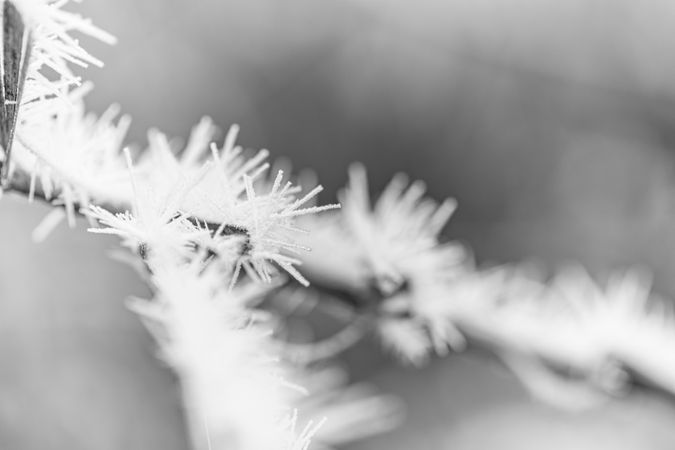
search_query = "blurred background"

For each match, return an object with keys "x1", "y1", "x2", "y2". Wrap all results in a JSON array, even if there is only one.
[{"x1": 4, "y1": 0, "x2": 675, "y2": 448}]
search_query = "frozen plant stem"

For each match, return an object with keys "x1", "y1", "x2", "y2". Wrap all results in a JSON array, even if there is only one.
[
  {"x1": 10, "y1": 156, "x2": 675, "y2": 408},
  {"x1": 5, "y1": 168, "x2": 251, "y2": 240}
]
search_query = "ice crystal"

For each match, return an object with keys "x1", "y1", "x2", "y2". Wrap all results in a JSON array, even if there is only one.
[
  {"x1": 133, "y1": 263, "x2": 308, "y2": 450},
  {"x1": 291, "y1": 366, "x2": 404, "y2": 448},
  {"x1": 301, "y1": 164, "x2": 471, "y2": 362},
  {"x1": 15, "y1": 0, "x2": 116, "y2": 96},
  {"x1": 454, "y1": 266, "x2": 675, "y2": 407},
  {"x1": 1, "y1": 0, "x2": 115, "y2": 186},
  {"x1": 377, "y1": 318, "x2": 432, "y2": 366},
  {"x1": 18, "y1": 85, "x2": 131, "y2": 224},
  {"x1": 88, "y1": 150, "x2": 209, "y2": 266},
  {"x1": 135, "y1": 124, "x2": 340, "y2": 285},
  {"x1": 83, "y1": 123, "x2": 340, "y2": 286}
]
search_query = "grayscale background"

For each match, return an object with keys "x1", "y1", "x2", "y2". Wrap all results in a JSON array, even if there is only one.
[{"x1": 3, "y1": 0, "x2": 675, "y2": 448}]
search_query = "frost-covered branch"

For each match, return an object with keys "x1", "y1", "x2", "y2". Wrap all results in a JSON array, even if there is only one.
[
  {"x1": 0, "y1": 2, "x2": 353, "y2": 449},
  {"x1": 297, "y1": 165, "x2": 675, "y2": 409},
  {"x1": 7, "y1": 2, "x2": 675, "y2": 450}
]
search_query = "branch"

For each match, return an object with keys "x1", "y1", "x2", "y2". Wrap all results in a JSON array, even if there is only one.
[{"x1": 297, "y1": 271, "x2": 675, "y2": 407}]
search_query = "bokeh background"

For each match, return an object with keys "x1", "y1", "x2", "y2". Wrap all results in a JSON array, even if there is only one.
[{"x1": 4, "y1": 0, "x2": 675, "y2": 448}]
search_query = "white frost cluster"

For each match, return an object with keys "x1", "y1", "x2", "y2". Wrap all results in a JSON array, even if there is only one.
[
  {"x1": 7, "y1": 0, "x2": 125, "y2": 224},
  {"x1": 132, "y1": 264, "x2": 310, "y2": 450},
  {"x1": 300, "y1": 164, "x2": 474, "y2": 364},
  {"x1": 16, "y1": 0, "x2": 116, "y2": 91},
  {"x1": 455, "y1": 266, "x2": 675, "y2": 409},
  {"x1": 86, "y1": 122, "x2": 340, "y2": 285},
  {"x1": 18, "y1": 84, "x2": 132, "y2": 224},
  {"x1": 300, "y1": 166, "x2": 675, "y2": 407}
]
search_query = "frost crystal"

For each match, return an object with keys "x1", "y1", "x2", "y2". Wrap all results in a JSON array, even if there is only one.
[
  {"x1": 15, "y1": 0, "x2": 115, "y2": 94},
  {"x1": 301, "y1": 164, "x2": 471, "y2": 362},
  {"x1": 133, "y1": 264, "x2": 307, "y2": 450},
  {"x1": 133, "y1": 123, "x2": 340, "y2": 284},
  {"x1": 19, "y1": 85, "x2": 131, "y2": 224},
  {"x1": 2, "y1": 0, "x2": 122, "y2": 224},
  {"x1": 83, "y1": 122, "x2": 340, "y2": 285}
]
